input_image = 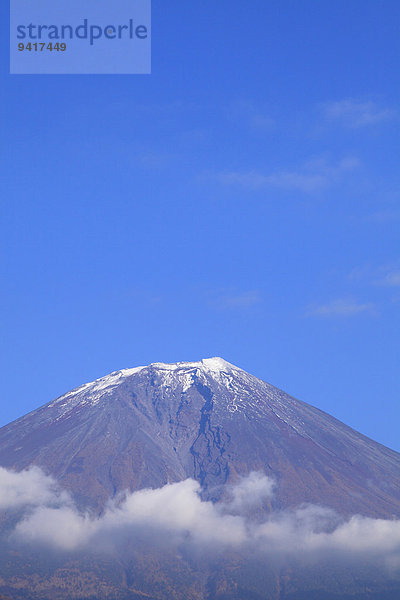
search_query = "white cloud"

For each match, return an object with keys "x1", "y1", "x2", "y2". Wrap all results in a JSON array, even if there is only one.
[
  {"x1": 13, "y1": 477, "x2": 252, "y2": 551},
  {"x1": 253, "y1": 507, "x2": 400, "y2": 565},
  {"x1": 323, "y1": 99, "x2": 396, "y2": 128},
  {"x1": 307, "y1": 299, "x2": 375, "y2": 317},
  {"x1": 0, "y1": 466, "x2": 70, "y2": 510},
  {"x1": 215, "y1": 157, "x2": 359, "y2": 193},
  {"x1": 315, "y1": 514, "x2": 400, "y2": 555},
  {"x1": 3, "y1": 467, "x2": 400, "y2": 571},
  {"x1": 15, "y1": 506, "x2": 96, "y2": 551},
  {"x1": 253, "y1": 504, "x2": 341, "y2": 554},
  {"x1": 226, "y1": 471, "x2": 275, "y2": 511}
]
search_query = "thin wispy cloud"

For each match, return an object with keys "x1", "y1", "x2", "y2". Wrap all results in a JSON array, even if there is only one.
[
  {"x1": 264, "y1": 170, "x2": 327, "y2": 193},
  {"x1": 215, "y1": 157, "x2": 359, "y2": 193},
  {"x1": 217, "y1": 171, "x2": 272, "y2": 189},
  {"x1": 323, "y1": 99, "x2": 396, "y2": 128},
  {"x1": 307, "y1": 299, "x2": 375, "y2": 318},
  {"x1": 139, "y1": 152, "x2": 178, "y2": 169},
  {"x1": 350, "y1": 264, "x2": 400, "y2": 288},
  {"x1": 375, "y1": 270, "x2": 400, "y2": 288},
  {"x1": 229, "y1": 100, "x2": 275, "y2": 131},
  {"x1": 210, "y1": 290, "x2": 262, "y2": 310}
]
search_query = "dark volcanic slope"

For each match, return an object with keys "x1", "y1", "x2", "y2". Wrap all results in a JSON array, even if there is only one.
[{"x1": 0, "y1": 357, "x2": 399, "y2": 517}]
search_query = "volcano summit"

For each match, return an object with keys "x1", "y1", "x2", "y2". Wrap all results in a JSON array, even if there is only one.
[{"x1": 0, "y1": 358, "x2": 400, "y2": 599}]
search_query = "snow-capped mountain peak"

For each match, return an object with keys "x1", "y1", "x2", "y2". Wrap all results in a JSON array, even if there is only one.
[
  {"x1": 2, "y1": 357, "x2": 400, "y2": 524},
  {"x1": 149, "y1": 357, "x2": 241, "y2": 374},
  {"x1": 50, "y1": 358, "x2": 243, "y2": 410}
]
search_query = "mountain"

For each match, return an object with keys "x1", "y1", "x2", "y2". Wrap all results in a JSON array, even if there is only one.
[
  {"x1": 0, "y1": 357, "x2": 399, "y2": 517},
  {"x1": 0, "y1": 357, "x2": 400, "y2": 600}
]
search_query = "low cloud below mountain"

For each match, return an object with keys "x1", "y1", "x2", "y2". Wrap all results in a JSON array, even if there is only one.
[{"x1": 1, "y1": 466, "x2": 399, "y2": 574}]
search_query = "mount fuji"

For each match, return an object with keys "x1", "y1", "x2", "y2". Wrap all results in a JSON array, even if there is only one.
[{"x1": 0, "y1": 357, "x2": 400, "y2": 599}]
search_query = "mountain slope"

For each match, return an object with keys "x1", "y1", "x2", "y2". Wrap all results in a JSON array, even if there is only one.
[{"x1": 0, "y1": 357, "x2": 399, "y2": 518}]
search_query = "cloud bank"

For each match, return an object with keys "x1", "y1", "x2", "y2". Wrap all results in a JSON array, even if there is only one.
[
  {"x1": 215, "y1": 157, "x2": 359, "y2": 193},
  {"x1": 323, "y1": 99, "x2": 396, "y2": 128},
  {"x1": 306, "y1": 298, "x2": 375, "y2": 318},
  {"x1": 2, "y1": 467, "x2": 400, "y2": 570}
]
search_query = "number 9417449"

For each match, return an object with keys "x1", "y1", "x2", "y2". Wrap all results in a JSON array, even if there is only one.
[{"x1": 18, "y1": 42, "x2": 66, "y2": 51}]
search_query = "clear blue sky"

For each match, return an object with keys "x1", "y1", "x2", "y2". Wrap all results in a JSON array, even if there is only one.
[{"x1": 1, "y1": 1, "x2": 399, "y2": 450}]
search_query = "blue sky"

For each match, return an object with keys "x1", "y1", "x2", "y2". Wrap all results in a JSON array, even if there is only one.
[{"x1": 1, "y1": 1, "x2": 399, "y2": 451}]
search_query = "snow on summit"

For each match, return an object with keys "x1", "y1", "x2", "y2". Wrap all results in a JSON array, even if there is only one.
[
  {"x1": 49, "y1": 358, "x2": 246, "y2": 411},
  {"x1": 149, "y1": 357, "x2": 240, "y2": 374}
]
